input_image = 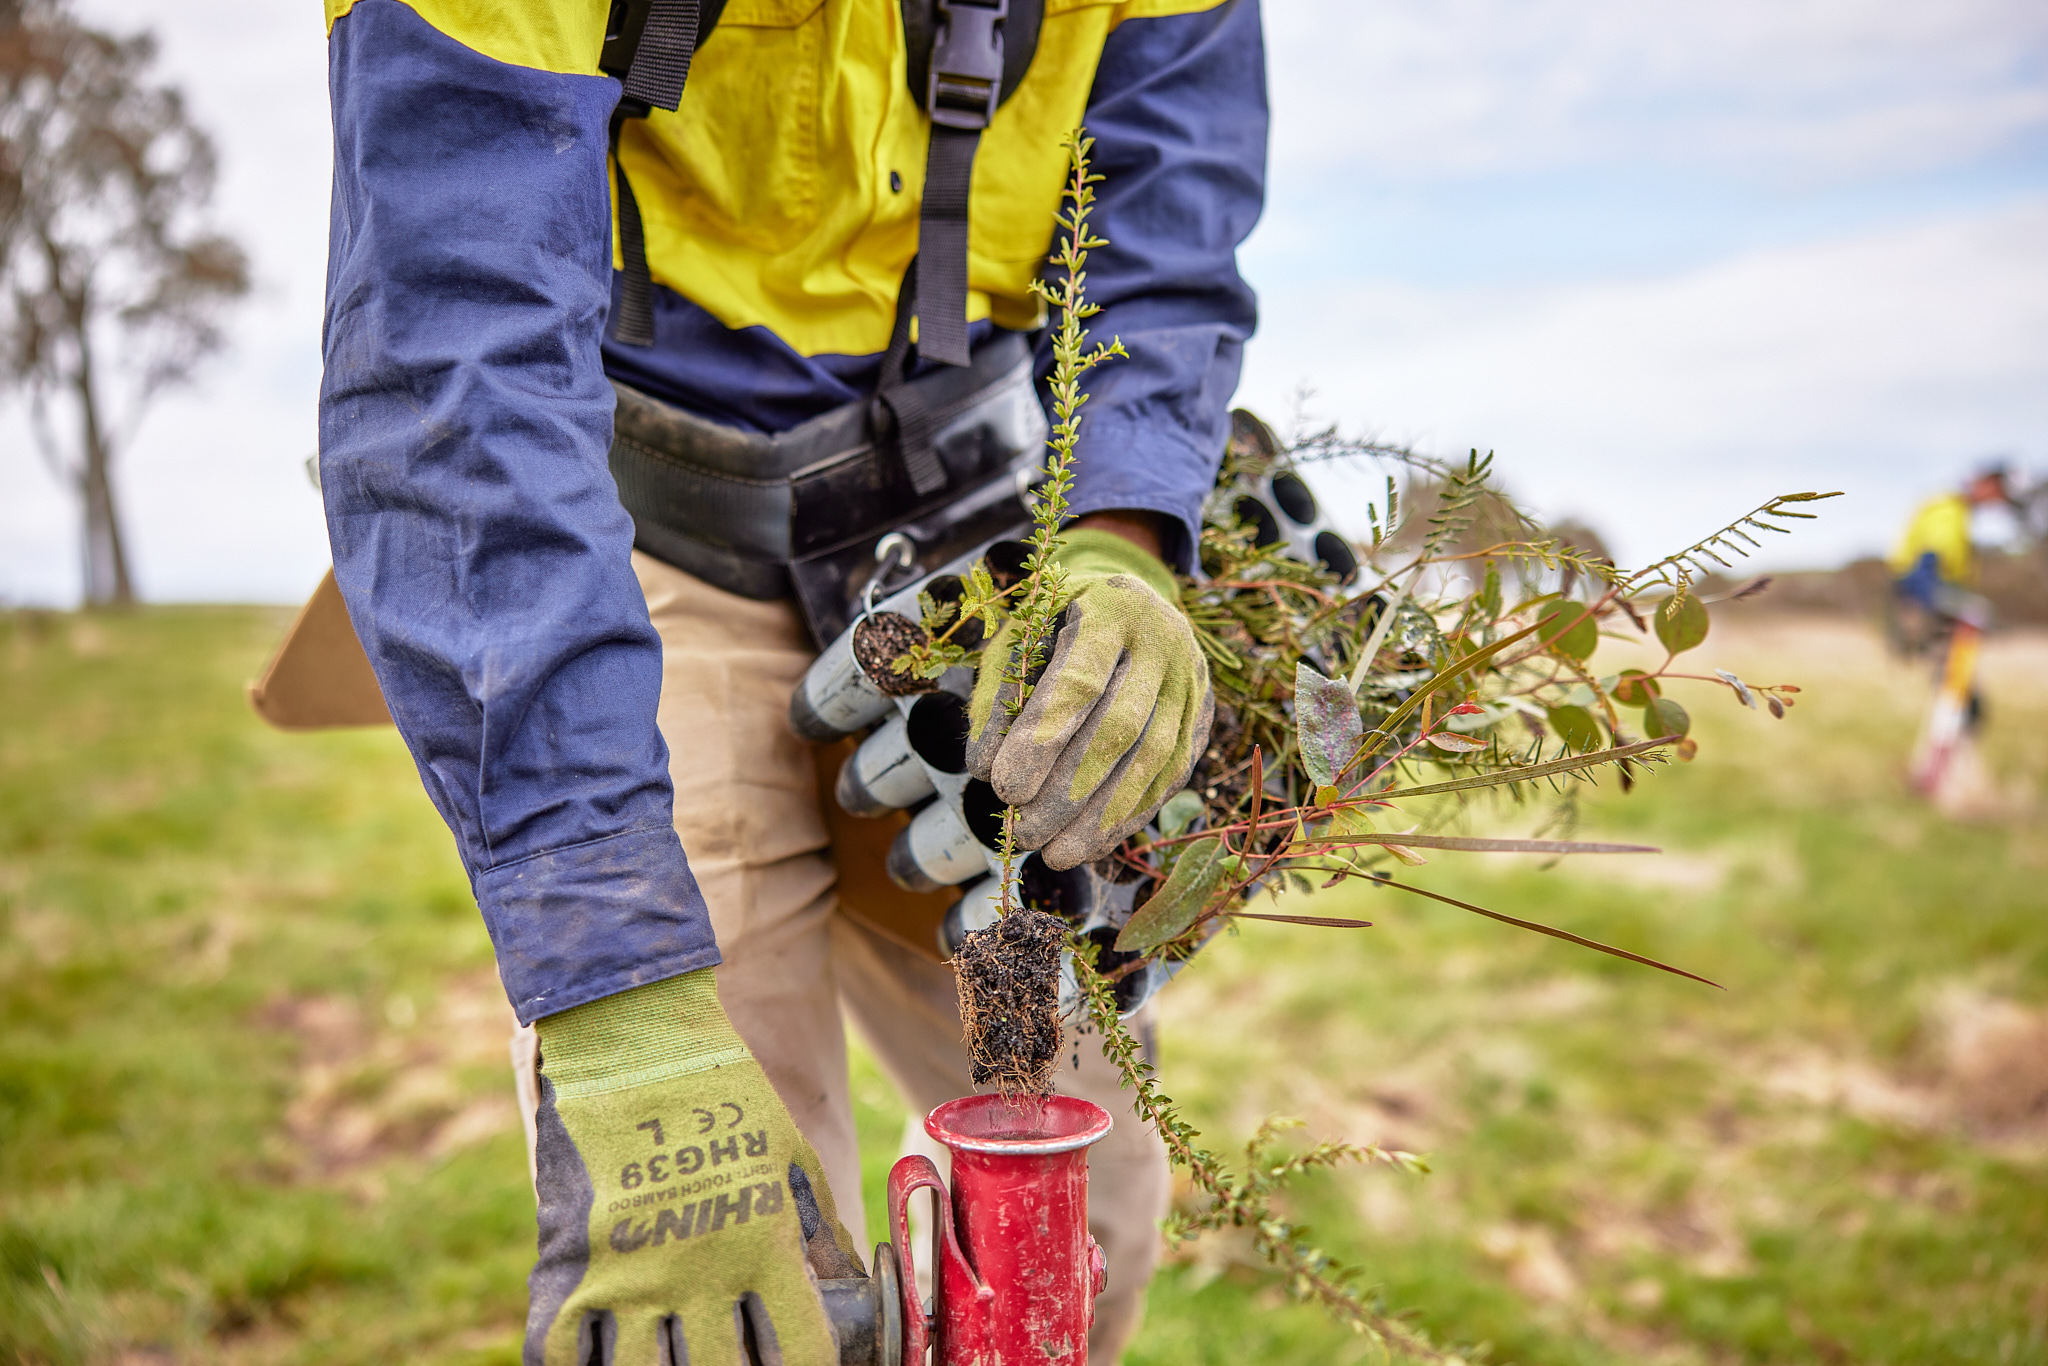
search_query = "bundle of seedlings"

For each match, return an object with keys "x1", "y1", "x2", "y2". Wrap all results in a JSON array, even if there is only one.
[
  {"x1": 870, "y1": 133, "x2": 1840, "y2": 1360},
  {"x1": 1110, "y1": 432, "x2": 1827, "y2": 981}
]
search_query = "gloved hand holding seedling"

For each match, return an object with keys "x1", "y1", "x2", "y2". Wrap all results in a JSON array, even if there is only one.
[{"x1": 967, "y1": 527, "x2": 1213, "y2": 870}]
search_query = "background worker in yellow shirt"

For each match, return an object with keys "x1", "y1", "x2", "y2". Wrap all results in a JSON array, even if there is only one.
[
  {"x1": 1888, "y1": 463, "x2": 2014, "y2": 797},
  {"x1": 1889, "y1": 464, "x2": 2012, "y2": 626}
]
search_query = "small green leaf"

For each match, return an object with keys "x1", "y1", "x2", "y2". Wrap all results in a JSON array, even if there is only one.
[
  {"x1": 1538, "y1": 604, "x2": 1598, "y2": 660},
  {"x1": 1426, "y1": 730, "x2": 1489, "y2": 754},
  {"x1": 1116, "y1": 837, "x2": 1227, "y2": 953},
  {"x1": 917, "y1": 589, "x2": 957, "y2": 634},
  {"x1": 1478, "y1": 560, "x2": 1503, "y2": 618},
  {"x1": 1546, "y1": 704, "x2": 1604, "y2": 752},
  {"x1": 1611, "y1": 669, "x2": 1661, "y2": 706},
  {"x1": 1643, "y1": 697, "x2": 1691, "y2": 739},
  {"x1": 1157, "y1": 789, "x2": 1204, "y2": 838},
  {"x1": 1655, "y1": 591, "x2": 1710, "y2": 653},
  {"x1": 1315, "y1": 806, "x2": 1386, "y2": 875},
  {"x1": 1322, "y1": 805, "x2": 1374, "y2": 839},
  {"x1": 1294, "y1": 662, "x2": 1363, "y2": 787},
  {"x1": 1312, "y1": 784, "x2": 1340, "y2": 808}
]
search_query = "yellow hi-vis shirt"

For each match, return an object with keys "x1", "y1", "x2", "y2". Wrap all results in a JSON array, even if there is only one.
[
  {"x1": 327, "y1": 0, "x2": 1229, "y2": 358},
  {"x1": 1889, "y1": 492, "x2": 1975, "y2": 587}
]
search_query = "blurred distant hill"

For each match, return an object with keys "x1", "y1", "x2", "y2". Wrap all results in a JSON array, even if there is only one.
[{"x1": 1706, "y1": 548, "x2": 2048, "y2": 627}]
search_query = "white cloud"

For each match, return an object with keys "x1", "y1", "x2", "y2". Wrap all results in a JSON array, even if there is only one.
[
  {"x1": 1268, "y1": 0, "x2": 2048, "y2": 182},
  {"x1": 1240, "y1": 198, "x2": 2048, "y2": 570}
]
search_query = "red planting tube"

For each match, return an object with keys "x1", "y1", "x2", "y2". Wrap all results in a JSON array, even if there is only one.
[{"x1": 888, "y1": 1095, "x2": 1112, "y2": 1366}]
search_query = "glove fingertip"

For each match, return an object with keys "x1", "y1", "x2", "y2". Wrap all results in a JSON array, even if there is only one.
[
  {"x1": 1005, "y1": 794, "x2": 1065, "y2": 853},
  {"x1": 989, "y1": 746, "x2": 1056, "y2": 808},
  {"x1": 964, "y1": 744, "x2": 996, "y2": 784},
  {"x1": 1041, "y1": 809, "x2": 1141, "y2": 871},
  {"x1": 1037, "y1": 832, "x2": 1091, "y2": 871}
]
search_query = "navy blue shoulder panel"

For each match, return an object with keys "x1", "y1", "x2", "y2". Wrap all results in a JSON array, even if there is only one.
[{"x1": 1055, "y1": 0, "x2": 1268, "y2": 570}]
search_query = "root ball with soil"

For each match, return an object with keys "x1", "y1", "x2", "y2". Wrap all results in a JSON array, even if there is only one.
[{"x1": 955, "y1": 908, "x2": 1066, "y2": 1097}]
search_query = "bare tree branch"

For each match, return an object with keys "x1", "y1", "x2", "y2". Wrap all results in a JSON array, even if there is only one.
[{"x1": 0, "y1": 0, "x2": 249, "y2": 605}]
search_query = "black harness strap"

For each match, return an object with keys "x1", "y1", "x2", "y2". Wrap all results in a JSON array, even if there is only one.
[
  {"x1": 599, "y1": 0, "x2": 1045, "y2": 503},
  {"x1": 608, "y1": 108, "x2": 659, "y2": 347},
  {"x1": 915, "y1": 125, "x2": 980, "y2": 368},
  {"x1": 912, "y1": 0, "x2": 1008, "y2": 367},
  {"x1": 600, "y1": 0, "x2": 723, "y2": 347},
  {"x1": 621, "y1": 0, "x2": 701, "y2": 110},
  {"x1": 867, "y1": 0, "x2": 1038, "y2": 492},
  {"x1": 872, "y1": 260, "x2": 950, "y2": 495}
]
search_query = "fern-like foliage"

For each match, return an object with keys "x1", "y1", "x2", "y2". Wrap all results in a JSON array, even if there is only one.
[{"x1": 1628, "y1": 491, "x2": 1845, "y2": 600}]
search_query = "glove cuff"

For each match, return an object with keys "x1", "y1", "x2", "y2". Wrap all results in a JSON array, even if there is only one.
[
  {"x1": 534, "y1": 967, "x2": 750, "y2": 1099},
  {"x1": 1054, "y1": 527, "x2": 1179, "y2": 601}
]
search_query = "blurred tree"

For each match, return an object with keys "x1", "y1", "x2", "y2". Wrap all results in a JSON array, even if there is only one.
[{"x1": 0, "y1": 0, "x2": 248, "y2": 606}]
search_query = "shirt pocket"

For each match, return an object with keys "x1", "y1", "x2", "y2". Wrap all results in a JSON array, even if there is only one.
[{"x1": 638, "y1": 0, "x2": 828, "y2": 256}]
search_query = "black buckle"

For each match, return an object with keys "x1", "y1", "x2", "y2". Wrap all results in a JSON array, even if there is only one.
[
  {"x1": 600, "y1": 0, "x2": 647, "y2": 81},
  {"x1": 925, "y1": 0, "x2": 1007, "y2": 131},
  {"x1": 601, "y1": 0, "x2": 655, "y2": 120}
]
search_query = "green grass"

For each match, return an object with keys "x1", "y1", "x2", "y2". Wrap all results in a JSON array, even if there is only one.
[
  {"x1": 3, "y1": 607, "x2": 2046, "y2": 1364},
  {"x1": 1132, "y1": 615, "x2": 2048, "y2": 1365}
]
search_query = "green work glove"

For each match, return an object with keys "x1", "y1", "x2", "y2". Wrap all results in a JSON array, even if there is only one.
[
  {"x1": 525, "y1": 969, "x2": 863, "y2": 1366},
  {"x1": 968, "y1": 527, "x2": 1214, "y2": 870}
]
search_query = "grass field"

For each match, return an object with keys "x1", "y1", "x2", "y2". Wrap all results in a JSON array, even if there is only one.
[{"x1": 3, "y1": 604, "x2": 2045, "y2": 1364}]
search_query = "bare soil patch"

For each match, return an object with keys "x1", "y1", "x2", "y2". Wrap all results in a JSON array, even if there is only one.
[{"x1": 257, "y1": 970, "x2": 518, "y2": 1179}]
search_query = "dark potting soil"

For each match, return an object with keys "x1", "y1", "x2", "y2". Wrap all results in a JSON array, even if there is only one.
[
  {"x1": 852, "y1": 611, "x2": 939, "y2": 697},
  {"x1": 955, "y1": 908, "x2": 1066, "y2": 1097}
]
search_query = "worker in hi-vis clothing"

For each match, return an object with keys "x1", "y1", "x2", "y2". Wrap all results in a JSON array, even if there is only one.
[
  {"x1": 1889, "y1": 464, "x2": 2011, "y2": 630},
  {"x1": 1888, "y1": 463, "x2": 2012, "y2": 793},
  {"x1": 317, "y1": 0, "x2": 1265, "y2": 1360}
]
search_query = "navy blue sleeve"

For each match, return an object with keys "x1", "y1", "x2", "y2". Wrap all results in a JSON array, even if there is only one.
[
  {"x1": 1051, "y1": 0, "x2": 1268, "y2": 570},
  {"x1": 320, "y1": 0, "x2": 719, "y2": 1024}
]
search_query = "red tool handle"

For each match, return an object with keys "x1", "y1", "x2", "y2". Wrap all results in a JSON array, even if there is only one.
[{"x1": 887, "y1": 1154, "x2": 988, "y2": 1364}]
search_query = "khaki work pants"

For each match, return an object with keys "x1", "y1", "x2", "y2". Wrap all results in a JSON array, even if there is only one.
[{"x1": 517, "y1": 553, "x2": 1171, "y2": 1363}]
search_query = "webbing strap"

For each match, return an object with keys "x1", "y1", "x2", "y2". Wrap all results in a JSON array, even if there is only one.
[
  {"x1": 877, "y1": 258, "x2": 918, "y2": 393},
  {"x1": 915, "y1": 125, "x2": 980, "y2": 368},
  {"x1": 906, "y1": 0, "x2": 1007, "y2": 370},
  {"x1": 605, "y1": 0, "x2": 702, "y2": 346},
  {"x1": 874, "y1": 261, "x2": 950, "y2": 495},
  {"x1": 622, "y1": 0, "x2": 700, "y2": 111},
  {"x1": 609, "y1": 113, "x2": 658, "y2": 347}
]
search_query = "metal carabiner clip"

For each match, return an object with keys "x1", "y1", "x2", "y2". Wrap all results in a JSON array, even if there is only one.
[{"x1": 862, "y1": 532, "x2": 920, "y2": 618}]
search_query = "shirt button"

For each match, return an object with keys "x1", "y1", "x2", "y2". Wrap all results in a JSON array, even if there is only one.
[{"x1": 889, "y1": 171, "x2": 903, "y2": 193}]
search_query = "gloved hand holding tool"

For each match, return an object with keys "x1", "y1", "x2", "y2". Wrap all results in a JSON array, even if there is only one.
[
  {"x1": 526, "y1": 970, "x2": 864, "y2": 1365},
  {"x1": 968, "y1": 528, "x2": 1214, "y2": 870}
]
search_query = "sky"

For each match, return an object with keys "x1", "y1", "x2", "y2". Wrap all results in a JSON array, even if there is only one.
[{"x1": 2, "y1": 0, "x2": 2044, "y2": 605}]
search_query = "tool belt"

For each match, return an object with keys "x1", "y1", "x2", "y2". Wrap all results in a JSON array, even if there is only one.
[{"x1": 608, "y1": 329, "x2": 1045, "y2": 645}]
